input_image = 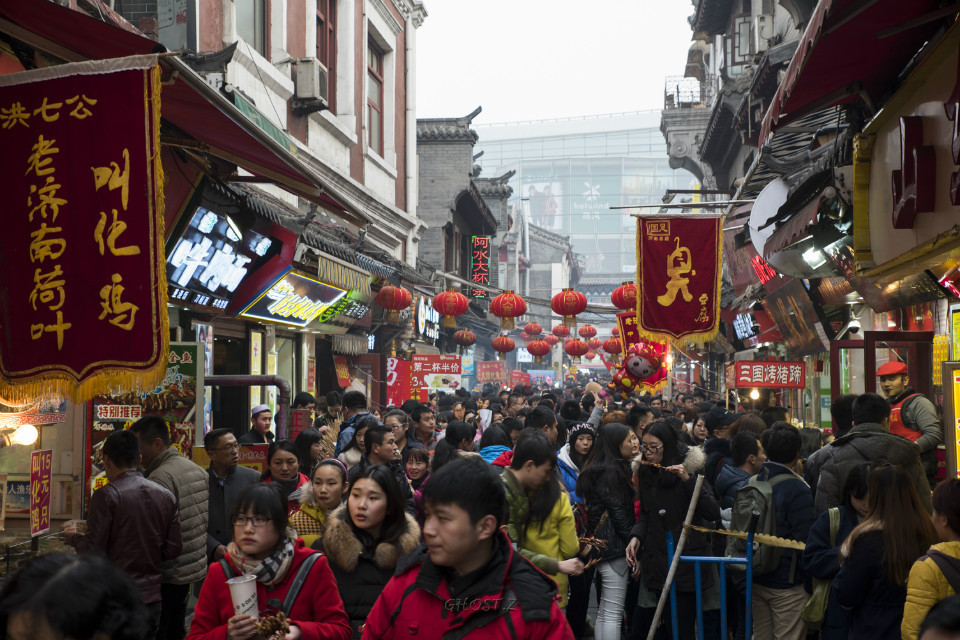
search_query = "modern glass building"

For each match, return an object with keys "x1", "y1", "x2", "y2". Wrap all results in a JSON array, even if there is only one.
[{"x1": 474, "y1": 111, "x2": 697, "y2": 294}]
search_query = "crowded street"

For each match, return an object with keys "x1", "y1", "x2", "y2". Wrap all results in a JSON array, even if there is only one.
[{"x1": 1, "y1": 0, "x2": 960, "y2": 639}]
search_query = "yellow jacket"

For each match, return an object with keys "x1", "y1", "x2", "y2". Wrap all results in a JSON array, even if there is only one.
[
  {"x1": 902, "y1": 540, "x2": 960, "y2": 640},
  {"x1": 520, "y1": 485, "x2": 581, "y2": 608}
]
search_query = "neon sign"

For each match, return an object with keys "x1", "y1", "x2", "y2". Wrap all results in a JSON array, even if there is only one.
[
  {"x1": 238, "y1": 271, "x2": 346, "y2": 328},
  {"x1": 470, "y1": 236, "x2": 491, "y2": 298}
]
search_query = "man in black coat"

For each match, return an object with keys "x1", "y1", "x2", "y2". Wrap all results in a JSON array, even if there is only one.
[
  {"x1": 204, "y1": 428, "x2": 261, "y2": 563},
  {"x1": 347, "y1": 424, "x2": 415, "y2": 515}
]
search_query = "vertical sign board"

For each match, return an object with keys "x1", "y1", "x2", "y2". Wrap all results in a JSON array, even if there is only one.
[
  {"x1": 333, "y1": 356, "x2": 351, "y2": 388},
  {"x1": 250, "y1": 331, "x2": 263, "y2": 407},
  {"x1": 385, "y1": 357, "x2": 411, "y2": 407},
  {"x1": 470, "y1": 236, "x2": 491, "y2": 297},
  {"x1": 30, "y1": 449, "x2": 52, "y2": 536}
]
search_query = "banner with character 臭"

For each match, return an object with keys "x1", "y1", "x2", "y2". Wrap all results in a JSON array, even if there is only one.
[
  {"x1": 0, "y1": 55, "x2": 168, "y2": 404},
  {"x1": 636, "y1": 215, "x2": 722, "y2": 345}
]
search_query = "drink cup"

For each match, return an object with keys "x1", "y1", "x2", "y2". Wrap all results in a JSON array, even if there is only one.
[{"x1": 226, "y1": 574, "x2": 259, "y2": 617}]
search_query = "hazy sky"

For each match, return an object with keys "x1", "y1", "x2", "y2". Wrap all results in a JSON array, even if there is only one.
[{"x1": 415, "y1": 1, "x2": 696, "y2": 125}]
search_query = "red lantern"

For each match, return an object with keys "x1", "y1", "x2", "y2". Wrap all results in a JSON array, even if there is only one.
[
  {"x1": 490, "y1": 290, "x2": 527, "y2": 330},
  {"x1": 612, "y1": 326, "x2": 620, "y2": 337},
  {"x1": 603, "y1": 337, "x2": 622, "y2": 355},
  {"x1": 585, "y1": 350, "x2": 597, "y2": 361},
  {"x1": 524, "y1": 322, "x2": 543, "y2": 337},
  {"x1": 588, "y1": 337, "x2": 602, "y2": 351},
  {"x1": 564, "y1": 337, "x2": 589, "y2": 364},
  {"x1": 519, "y1": 331, "x2": 531, "y2": 342},
  {"x1": 376, "y1": 285, "x2": 412, "y2": 322},
  {"x1": 543, "y1": 334, "x2": 559, "y2": 346},
  {"x1": 526, "y1": 339, "x2": 551, "y2": 364},
  {"x1": 453, "y1": 329, "x2": 476, "y2": 348},
  {"x1": 492, "y1": 335, "x2": 516, "y2": 361},
  {"x1": 551, "y1": 288, "x2": 587, "y2": 328},
  {"x1": 552, "y1": 325, "x2": 570, "y2": 338},
  {"x1": 579, "y1": 325, "x2": 597, "y2": 340},
  {"x1": 432, "y1": 288, "x2": 469, "y2": 329},
  {"x1": 611, "y1": 282, "x2": 638, "y2": 311}
]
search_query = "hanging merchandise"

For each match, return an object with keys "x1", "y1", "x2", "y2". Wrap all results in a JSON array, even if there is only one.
[
  {"x1": 551, "y1": 288, "x2": 588, "y2": 328},
  {"x1": 602, "y1": 342, "x2": 669, "y2": 398},
  {"x1": 524, "y1": 322, "x2": 543, "y2": 337},
  {"x1": 489, "y1": 290, "x2": 527, "y2": 330},
  {"x1": 636, "y1": 215, "x2": 722, "y2": 345},
  {"x1": 432, "y1": 288, "x2": 469, "y2": 329},
  {"x1": 492, "y1": 335, "x2": 516, "y2": 361},
  {"x1": 376, "y1": 285, "x2": 413, "y2": 322},
  {"x1": 611, "y1": 282, "x2": 638, "y2": 310},
  {"x1": 526, "y1": 339, "x2": 551, "y2": 364}
]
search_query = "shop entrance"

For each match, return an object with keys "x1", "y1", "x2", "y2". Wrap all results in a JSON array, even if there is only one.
[{"x1": 213, "y1": 337, "x2": 248, "y2": 434}]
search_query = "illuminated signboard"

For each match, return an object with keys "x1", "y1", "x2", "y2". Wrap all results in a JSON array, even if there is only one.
[
  {"x1": 470, "y1": 236, "x2": 491, "y2": 298},
  {"x1": 167, "y1": 205, "x2": 274, "y2": 310},
  {"x1": 733, "y1": 313, "x2": 757, "y2": 341},
  {"x1": 751, "y1": 255, "x2": 778, "y2": 285},
  {"x1": 238, "y1": 271, "x2": 346, "y2": 328}
]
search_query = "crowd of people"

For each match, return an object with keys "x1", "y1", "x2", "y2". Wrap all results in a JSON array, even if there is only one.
[{"x1": 2, "y1": 380, "x2": 960, "y2": 640}]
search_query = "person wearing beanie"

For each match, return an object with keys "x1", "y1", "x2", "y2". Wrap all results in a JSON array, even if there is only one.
[
  {"x1": 557, "y1": 423, "x2": 595, "y2": 504},
  {"x1": 239, "y1": 404, "x2": 275, "y2": 444}
]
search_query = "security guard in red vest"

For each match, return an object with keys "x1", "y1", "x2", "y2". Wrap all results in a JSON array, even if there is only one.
[{"x1": 877, "y1": 360, "x2": 942, "y2": 483}]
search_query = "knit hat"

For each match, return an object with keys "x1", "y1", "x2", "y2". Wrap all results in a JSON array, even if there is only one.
[{"x1": 568, "y1": 423, "x2": 596, "y2": 445}]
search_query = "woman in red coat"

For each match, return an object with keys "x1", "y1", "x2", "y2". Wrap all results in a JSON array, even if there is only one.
[{"x1": 187, "y1": 483, "x2": 351, "y2": 640}]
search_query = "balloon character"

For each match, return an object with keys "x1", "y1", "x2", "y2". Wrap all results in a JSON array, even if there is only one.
[{"x1": 606, "y1": 343, "x2": 662, "y2": 398}]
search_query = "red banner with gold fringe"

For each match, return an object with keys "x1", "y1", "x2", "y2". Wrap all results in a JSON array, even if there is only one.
[
  {"x1": 0, "y1": 55, "x2": 168, "y2": 404},
  {"x1": 636, "y1": 215, "x2": 722, "y2": 345}
]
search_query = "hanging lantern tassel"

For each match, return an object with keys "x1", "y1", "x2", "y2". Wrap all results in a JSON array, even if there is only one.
[{"x1": 433, "y1": 288, "x2": 469, "y2": 330}]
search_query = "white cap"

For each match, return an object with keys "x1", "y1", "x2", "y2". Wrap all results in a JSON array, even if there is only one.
[{"x1": 251, "y1": 404, "x2": 271, "y2": 417}]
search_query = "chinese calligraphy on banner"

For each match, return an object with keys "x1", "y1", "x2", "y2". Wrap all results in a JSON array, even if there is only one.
[
  {"x1": 470, "y1": 236, "x2": 491, "y2": 297},
  {"x1": 636, "y1": 216, "x2": 722, "y2": 345},
  {"x1": 734, "y1": 361, "x2": 806, "y2": 389},
  {"x1": 386, "y1": 357, "x2": 411, "y2": 407},
  {"x1": 477, "y1": 361, "x2": 507, "y2": 385},
  {"x1": 0, "y1": 55, "x2": 168, "y2": 404},
  {"x1": 30, "y1": 449, "x2": 52, "y2": 536}
]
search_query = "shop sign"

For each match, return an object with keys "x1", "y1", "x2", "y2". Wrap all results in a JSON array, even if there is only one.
[
  {"x1": 306, "y1": 357, "x2": 317, "y2": 395},
  {"x1": 0, "y1": 400, "x2": 67, "y2": 427},
  {"x1": 470, "y1": 236, "x2": 491, "y2": 297},
  {"x1": 411, "y1": 355, "x2": 462, "y2": 395},
  {"x1": 385, "y1": 357, "x2": 411, "y2": 407},
  {"x1": 238, "y1": 271, "x2": 346, "y2": 328},
  {"x1": 733, "y1": 313, "x2": 757, "y2": 341},
  {"x1": 516, "y1": 347, "x2": 533, "y2": 363},
  {"x1": 333, "y1": 356, "x2": 351, "y2": 388},
  {"x1": 29, "y1": 449, "x2": 52, "y2": 536},
  {"x1": 764, "y1": 280, "x2": 827, "y2": 356},
  {"x1": 250, "y1": 331, "x2": 263, "y2": 407},
  {"x1": 477, "y1": 361, "x2": 507, "y2": 384},
  {"x1": 725, "y1": 363, "x2": 736, "y2": 389},
  {"x1": 509, "y1": 370, "x2": 531, "y2": 387},
  {"x1": 461, "y1": 347, "x2": 475, "y2": 376},
  {"x1": 734, "y1": 361, "x2": 805, "y2": 389},
  {"x1": 416, "y1": 295, "x2": 441, "y2": 343},
  {"x1": 528, "y1": 369, "x2": 555, "y2": 386}
]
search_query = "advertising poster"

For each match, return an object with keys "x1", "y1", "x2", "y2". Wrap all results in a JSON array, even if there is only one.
[
  {"x1": 334, "y1": 356, "x2": 351, "y2": 388},
  {"x1": 461, "y1": 347, "x2": 475, "y2": 376},
  {"x1": 194, "y1": 322, "x2": 214, "y2": 434},
  {"x1": 528, "y1": 369, "x2": 556, "y2": 386},
  {"x1": 29, "y1": 450, "x2": 52, "y2": 536},
  {"x1": 250, "y1": 331, "x2": 263, "y2": 407},
  {"x1": 5, "y1": 480, "x2": 29, "y2": 517},
  {"x1": 477, "y1": 361, "x2": 507, "y2": 385},
  {"x1": 509, "y1": 370, "x2": 531, "y2": 388},
  {"x1": 385, "y1": 357, "x2": 411, "y2": 407},
  {"x1": 0, "y1": 473, "x2": 7, "y2": 530},
  {"x1": 411, "y1": 355, "x2": 462, "y2": 399}
]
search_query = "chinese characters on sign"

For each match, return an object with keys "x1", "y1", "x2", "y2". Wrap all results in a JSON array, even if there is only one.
[
  {"x1": 411, "y1": 355, "x2": 462, "y2": 400},
  {"x1": 509, "y1": 370, "x2": 531, "y2": 388},
  {"x1": 333, "y1": 356, "x2": 351, "y2": 388},
  {"x1": 469, "y1": 236, "x2": 491, "y2": 298},
  {"x1": 0, "y1": 56, "x2": 168, "y2": 404},
  {"x1": 476, "y1": 361, "x2": 507, "y2": 385},
  {"x1": 30, "y1": 450, "x2": 52, "y2": 536},
  {"x1": 734, "y1": 361, "x2": 806, "y2": 389}
]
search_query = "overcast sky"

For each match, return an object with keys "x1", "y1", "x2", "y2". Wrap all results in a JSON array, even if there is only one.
[{"x1": 415, "y1": 1, "x2": 696, "y2": 125}]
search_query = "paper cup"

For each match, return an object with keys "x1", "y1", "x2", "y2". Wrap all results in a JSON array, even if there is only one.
[{"x1": 226, "y1": 575, "x2": 259, "y2": 617}]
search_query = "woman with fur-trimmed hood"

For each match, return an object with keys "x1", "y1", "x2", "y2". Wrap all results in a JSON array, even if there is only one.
[
  {"x1": 626, "y1": 420, "x2": 721, "y2": 639},
  {"x1": 312, "y1": 464, "x2": 420, "y2": 639}
]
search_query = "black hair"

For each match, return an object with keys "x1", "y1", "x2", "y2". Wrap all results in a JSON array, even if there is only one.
[
  {"x1": 761, "y1": 421, "x2": 801, "y2": 465},
  {"x1": 437, "y1": 394, "x2": 455, "y2": 412},
  {"x1": 102, "y1": 429, "x2": 140, "y2": 469},
  {"x1": 0, "y1": 553, "x2": 150, "y2": 640},
  {"x1": 405, "y1": 446, "x2": 430, "y2": 469},
  {"x1": 313, "y1": 458, "x2": 347, "y2": 485},
  {"x1": 511, "y1": 428, "x2": 558, "y2": 469},
  {"x1": 501, "y1": 417, "x2": 524, "y2": 434},
  {"x1": 580, "y1": 393, "x2": 595, "y2": 411},
  {"x1": 841, "y1": 462, "x2": 870, "y2": 513},
  {"x1": 730, "y1": 431, "x2": 761, "y2": 467},
  {"x1": 293, "y1": 429, "x2": 323, "y2": 476},
  {"x1": 511, "y1": 429, "x2": 561, "y2": 539},
  {"x1": 422, "y1": 456, "x2": 507, "y2": 527},
  {"x1": 524, "y1": 405, "x2": 557, "y2": 432},
  {"x1": 348, "y1": 464, "x2": 408, "y2": 544},
  {"x1": 129, "y1": 415, "x2": 171, "y2": 447},
  {"x1": 478, "y1": 424, "x2": 512, "y2": 450},
  {"x1": 644, "y1": 420, "x2": 683, "y2": 466},
  {"x1": 830, "y1": 393, "x2": 857, "y2": 438},
  {"x1": 410, "y1": 403, "x2": 435, "y2": 424},
  {"x1": 431, "y1": 421, "x2": 476, "y2": 474},
  {"x1": 263, "y1": 440, "x2": 300, "y2": 482},
  {"x1": 577, "y1": 423, "x2": 635, "y2": 505},
  {"x1": 760, "y1": 406, "x2": 789, "y2": 427},
  {"x1": 799, "y1": 427, "x2": 823, "y2": 460},
  {"x1": 559, "y1": 400, "x2": 582, "y2": 421},
  {"x1": 324, "y1": 390, "x2": 342, "y2": 407},
  {"x1": 400, "y1": 399, "x2": 421, "y2": 415},
  {"x1": 626, "y1": 406, "x2": 651, "y2": 429},
  {"x1": 852, "y1": 393, "x2": 891, "y2": 425},
  {"x1": 230, "y1": 483, "x2": 289, "y2": 538},
  {"x1": 919, "y1": 594, "x2": 960, "y2": 637},
  {"x1": 436, "y1": 410, "x2": 455, "y2": 425},
  {"x1": 341, "y1": 418, "x2": 377, "y2": 455},
  {"x1": 383, "y1": 408, "x2": 409, "y2": 428},
  {"x1": 932, "y1": 478, "x2": 960, "y2": 535},
  {"x1": 508, "y1": 393, "x2": 523, "y2": 408},
  {"x1": 292, "y1": 391, "x2": 316, "y2": 408},
  {"x1": 204, "y1": 427, "x2": 234, "y2": 451},
  {"x1": 342, "y1": 390, "x2": 367, "y2": 411},
  {"x1": 363, "y1": 424, "x2": 392, "y2": 454}
]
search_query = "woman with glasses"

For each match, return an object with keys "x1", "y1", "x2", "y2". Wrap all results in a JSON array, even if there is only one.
[
  {"x1": 263, "y1": 440, "x2": 310, "y2": 514},
  {"x1": 575, "y1": 423, "x2": 640, "y2": 640},
  {"x1": 627, "y1": 421, "x2": 721, "y2": 639},
  {"x1": 187, "y1": 483, "x2": 351, "y2": 640}
]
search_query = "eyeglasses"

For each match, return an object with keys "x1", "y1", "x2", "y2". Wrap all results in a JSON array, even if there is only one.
[
  {"x1": 641, "y1": 444, "x2": 662, "y2": 453},
  {"x1": 212, "y1": 443, "x2": 240, "y2": 452},
  {"x1": 232, "y1": 516, "x2": 272, "y2": 527}
]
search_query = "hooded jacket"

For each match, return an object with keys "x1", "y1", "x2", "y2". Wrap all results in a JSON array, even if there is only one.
[
  {"x1": 702, "y1": 437, "x2": 732, "y2": 486},
  {"x1": 479, "y1": 445, "x2": 512, "y2": 464},
  {"x1": 714, "y1": 464, "x2": 751, "y2": 510},
  {"x1": 629, "y1": 446, "x2": 720, "y2": 592},
  {"x1": 902, "y1": 541, "x2": 960, "y2": 640},
  {"x1": 316, "y1": 506, "x2": 420, "y2": 639},
  {"x1": 754, "y1": 461, "x2": 816, "y2": 589},
  {"x1": 556, "y1": 444, "x2": 582, "y2": 503},
  {"x1": 360, "y1": 532, "x2": 573, "y2": 640}
]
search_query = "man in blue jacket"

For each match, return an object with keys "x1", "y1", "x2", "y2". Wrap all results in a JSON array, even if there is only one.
[{"x1": 753, "y1": 422, "x2": 816, "y2": 640}]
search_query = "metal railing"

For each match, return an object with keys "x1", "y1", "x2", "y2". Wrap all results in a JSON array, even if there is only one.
[{"x1": 664, "y1": 75, "x2": 717, "y2": 110}]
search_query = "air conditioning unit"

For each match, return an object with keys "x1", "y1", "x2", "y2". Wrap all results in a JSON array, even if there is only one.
[{"x1": 296, "y1": 57, "x2": 328, "y2": 106}]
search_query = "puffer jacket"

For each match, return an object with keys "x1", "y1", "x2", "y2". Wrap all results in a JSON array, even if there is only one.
[
  {"x1": 814, "y1": 422, "x2": 932, "y2": 514},
  {"x1": 902, "y1": 541, "x2": 960, "y2": 640},
  {"x1": 714, "y1": 464, "x2": 750, "y2": 509},
  {"x1": 630, "y1": 446, "x2": 720, "y2": 592},
  {"x1": 580, "y1": 461, "x2": 637, "y2": 561},
  {"x1": 290, "y1": 484, "x2": 333, "y2": 548},
  {"x1": 144, "y1": 446, "x2": 209, "y2": 585},
  {"x1": 315, "y1": 506, "x2": 420, "y2": 639},
  {"x1": 556, "y1": 444, "x2": 582, "y2": 503},
  {"x1": 702, "y1": 437, "x2": 732, "y2": 486},
  {"x1": 501, "y1": 468, "x2": 579, "y2": 607}
]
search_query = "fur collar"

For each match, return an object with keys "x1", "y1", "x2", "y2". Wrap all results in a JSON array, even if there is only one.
[
  {"x1": 321, "y1": 505, "x2": 421, "y2": 573},
  {"x1": 631, "y1": 442, "x2": 706, "y2": 476}
]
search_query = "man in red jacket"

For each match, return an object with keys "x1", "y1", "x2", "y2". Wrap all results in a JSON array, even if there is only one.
[{"x1": 362, "y1": 456, "x2": 573, "y2": 640}]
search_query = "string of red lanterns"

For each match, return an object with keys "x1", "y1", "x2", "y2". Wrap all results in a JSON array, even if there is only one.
[{"x1": 611, "y1": 282, "x2": 637, "y2": 311}]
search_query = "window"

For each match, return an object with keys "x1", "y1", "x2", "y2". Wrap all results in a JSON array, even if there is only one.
[
  {"x1": 236, "y1": 0, "x2": 267, "y2": 57},
  {"x1": 316, "y1": 0, "x2": 336, "y2": 113},
  {"x1": 367, "y1": 40, "x2": 384, "y2": 156},
  {"x1": 724, "y1": 14, "x2": 753, "y2": 77}
]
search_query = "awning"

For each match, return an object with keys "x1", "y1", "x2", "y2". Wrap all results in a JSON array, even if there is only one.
[
  {"x1": 762, "y1": 196, "x2": 823, "y2": 260},
  {"x1": 758, "y1": 0, "x2": 946, "y2": 145},
  {"x1": 0, "y1": 1, "x2": 362, "y2": 222}
]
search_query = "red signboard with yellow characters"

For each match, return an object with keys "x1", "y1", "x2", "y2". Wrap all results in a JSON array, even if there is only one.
[
  {"x1": 636, "y1": 215, "x2": 722, "y2": 345},
  {"x1": 0, "y1": 55, "x2": 168, "y2": 404}
]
